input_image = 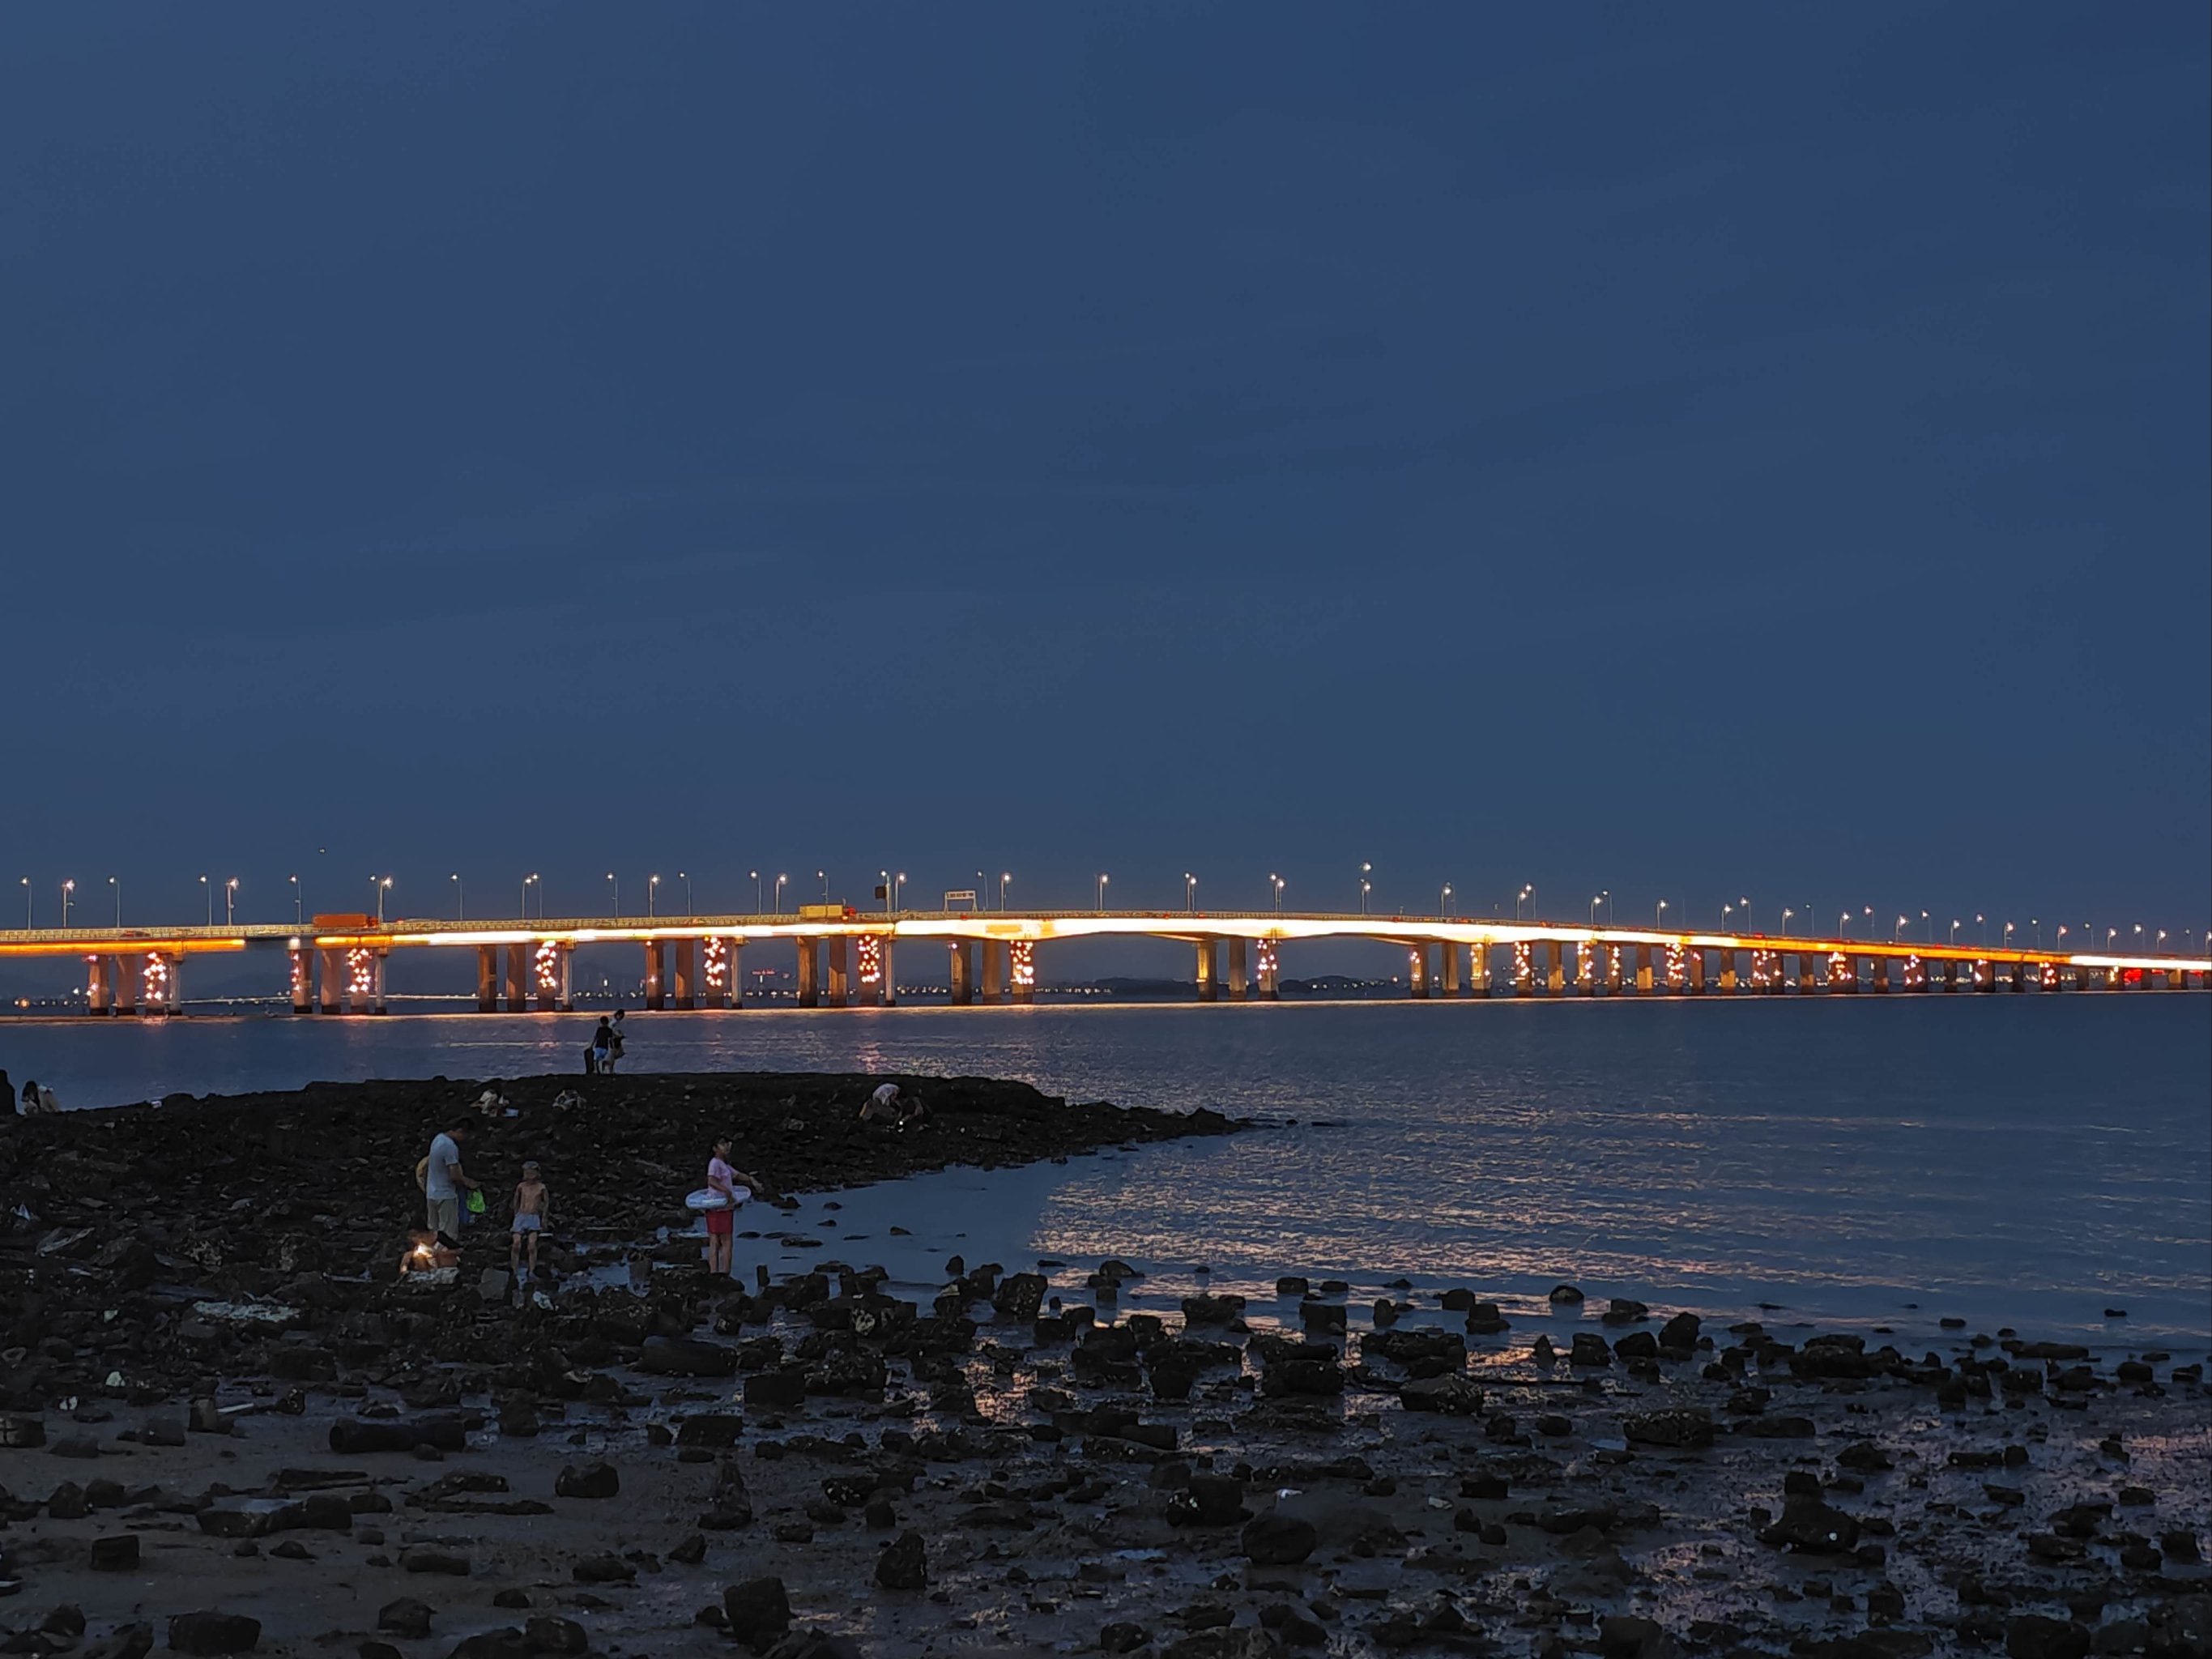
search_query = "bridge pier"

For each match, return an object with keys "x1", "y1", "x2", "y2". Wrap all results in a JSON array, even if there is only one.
[
  {"x1": 505, "y1": 943, "x2": 530, "y2": 1013},
  {"x1": 1718, "y1": 950, "x2": 1738, "y2": 995},
  {"x1": 373, "y1": 950, "x2": 388, "y2": 1013},
  {"x1": 1511, "y1": 941, "x2": 1532, "y2": 996},
  {"x1": 475, "y1": 946, "x2": 497, "y2": 1013},
  {"x1": 1469, "y1": 943, "x2": 1491, "y2": 996},
  {"x1": 541, "y1": 940, "x2": 573, "y2": 1012},
  {"x1": 720, "y1": 940, "x2": 739, "y2": 1009},
  {"x1": 2008, "y1": 962, "x2": 2025, "y2": 992},
  {"x1": 1544, "y1": 940, "x2": 1565, "y2": 996},
  {"x1": 1408, "y1": 946, "x2": 1430, "y2": 998},
  {"x1": 289, "y1": 948, "x2": 313, "y2": 1014},
  {"x1": 948, "y1": 940, "x2": 974, "y2": 1004},
  {"x1": 981, "y1": 940, "x2": 1007, "y2": 1004},
  {"x1": 1442, "y1": 943, "x2": 1463, "y2": 997},
  {"x1": 872, "y1": 936, "x2": 896, "y2": 1006},
  {"x1": 673, "y1": 938, "x2": 697, "y2": 1010},
  {"x1": 83, "y1": 953, "x2": 110, "y2": 1015},
  {"x1": 644, "y1": 940, "x2": 667, "y2": 1011},
  {"x1": 1010, "y1": 940, "x2": 1035, "y2": 1003},
  {"x1": 1227, "y1": 937, "x2": 1249, "y2": 1001},
  {"x1": 1873, "y1": 957, "x2": 1890, "y2": 994},
  {"x1": 319, "y1": 948, "x2": 343, "y2": 1013},
  {"x1": 1196, "y1": 939, "x2": 1218, "y2": 1003},
  {"x1": 1635, "y1": 944, "x2": 1654, "y2": 994},
  {"x1": 1257, "y1": 940, "x2": 1280, "y2": 1000},
  {"x1": 1605, "y1": 945, "x2": 1623, "y2": 996},
  {"x1": 796, "y1": 937, "x2": 820, "y2": 1008},
  {"x1": 826, "y1": 936, "x2": 850, "y2": 1008}
]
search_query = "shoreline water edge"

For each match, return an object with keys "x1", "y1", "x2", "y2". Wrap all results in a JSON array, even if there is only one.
[{"x1": 0, "y1": 1073, "x2": 2206, "y2": 1657}]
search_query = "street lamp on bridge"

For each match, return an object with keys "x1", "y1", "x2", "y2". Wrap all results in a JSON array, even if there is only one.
[
  {"x1": 1894, "y1": 915, "x2": 1909, "y2": 942},
  {"x1": 817, "y1": 870, "x2": 828, "y2": 906},
  {"x1": 1950, "y1": 919, "x2": 1962, "y2": 946},
  {"x1": 648, "y1": 874, "x2": 661, "y2": 919},
  {"x1": 1656, "y1": 898, "x2": 1669, "y2": 929},
  {"x1": 1097, "y1": 872, "x2": 1110, "y2": 910},
  {"x1": 199, "y1": 875, "x2": 211, "y2": 927},
  {"x1": 775, "y1": 873, "x2": 787, "y2": 914},
  {"x1": 109, "y1": 876, "x2": 120, "y2": 928},
  {"x1": 61, "y1": 879, "x2": 74, "y2": 929},
  {"x1": 680, "y1": 870, "x2": 693, "y2": 917},
  {"x1": 1270, "y1": 873, "x2": 1284, "y2": 915},
  {"x1": 1185, "y1": 872, "x2": 1196, "y2": 913},
  {"x1": 750, "y1": 870, "x2": 761, "y2": 913},
  {"x1": 373, "y1": 876, "x2": 392, "y2": 923},
  {"x1": 1515, "y1": 884, "x2": 1532, "y2": 923},
  {"x1": 1976, "y1": 913, "x2": 1986, "y2": 948},
  {"x1": 1780, "y1": 906, "x2": 1793, "y2": 936},
  {"x1": 1921, "y1": 911, "x2": 1930, "y2": 943},
  {"x1": 225, "y1": 877, "x2": 239, "y2": 928},
  {"x1": 290, "y1": 874, "x2": 302, "y2": 925},
  {"x1": 450, "y1": 873, "x2": 464, "y2": 922},
  {"x1": 999, "y1": 872, "x2": 1011, "y2": 911},
  {"x1": 606, "y1": 873, "x2": 618, "y2": 917},
  {"x1": 525, "y1": 872, "x2": 539, "y2": 919},
  {"x1": 1359, "y1": 864, "x2": 1373, "y2": 915},
  {"x1": 1442, "y1": 884, "x2": 1453, "y2": 919},
  {"x1": 19, "y1": 876, "x2": 28, "y2": 928}
]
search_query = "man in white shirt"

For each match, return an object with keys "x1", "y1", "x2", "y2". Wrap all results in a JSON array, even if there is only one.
[{"x1": 422, "y1": 1124, "x2": 476, "y2": 1241}]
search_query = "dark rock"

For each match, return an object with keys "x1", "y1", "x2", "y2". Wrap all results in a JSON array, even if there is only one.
[
  {"x1": 90, "y1": 1533, "x2": 141, "y2": 1570},
  {"x1": 555, "y1": 1461, "x2": 620, "y2": 1499},
  {"x1": 572, "y1": 1554, "x2": 635, "y2": 1584},
  {"x1": 1399, "y1": 1374, "x2": 1483, "y2": 1415},
  {"x1": 743, "y1": 1370, "x2": 808, "y2": 1410},
  {"x1": 722, "y1": 1577, "x2": 793, "y2": 1653},
  {"x1": 875, "y1": 1528, "x2": 927, "y2": 1591},
  {"x1": 1570, "y1": 1333, "x2": 1612, "y2": 1367},
  {"x1": 329, "y1": 1417, "x2": 467, "y2": 1455},
  {"x1": 640, "y1": 1334, "x2": 739, "y2": 1377},
  {"x1": 1759, "y1": 1495, "x2": 1860, "y2": 1554},
  {"x1": 165, "y1": 1612, "x2": 262, "y2": 1655},
  {"x1": 1622, "y1": 1409, "x2": 1712, "y2": 1449},
  {"x1": 2003, "y1": 1614, "x2": 2090, "y2": 1659},
  {"x1": 676, "y1": 1414, "x2": 745, "y2": 1448},
  {"x1": 403, "y1": 1550, "x2": 471, "y2": 1576},
  {"x1": 377, "y1": 1599, "x2": 434, "y2": 1640},
  {"x1": 525, "y1": 1616, "x2": 589, "y2": 1654},
  {"x1": 1102, "y1": 1625, "x2": 1152, "y2": 1656},
  {"x1": 1242, "y1": 1512, "x2": 1319, "y2": 1565}
]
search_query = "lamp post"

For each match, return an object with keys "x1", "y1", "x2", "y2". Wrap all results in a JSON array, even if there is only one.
[
  {"x1": 2002, "y1": 920, "x2": 2015, "y2": 952},
  {"x1": 109, "y1": 876, "x2": 121, "y2": 927},
  {"x1": 1656, "y1": 898, "x2": 1669, "y2": 928},
  {"x1": 648, "y1": 874, "x2": 660, "y2": 919},
  {"x1": 1839, "y1": 911, "x2": 1852, "y2": 940},
  {"x1": 19, "y1": 876, "x2": 28, "y2": 928},
  {"x1": 1781, "y1": 906, "x2": 1794, "y2": 936},
  {"x1": 1589, "y1": 893, "x2": 1604, "y2": 928},
  {"x1": 1097, "y1": 872, "x2": 1109, "y2": 911},
  {"x1": 1741, "y1": 898, "x2": 1753, "y2": 935},
  {"x1": 1443, "y1": 884, "x2": 1454, "y2": 919},
  {"x1": 1515, "y1": 884, "x2": 1533, "y2": 922},
  {"x1": 61, "y1": 879, "x2": 74, "y2": 928},
  {"x1": 200, "y1": 875, "x2": 211, "y2": 927},
  {"x1": 775, "y1": 874, "x2": 788, "y2": 915},
  {"x1": 1950, "y1": 919, "x2": 1962, "y2": 946},
  {"x1": 225, "y1": 877, "x2": 239, "y2": 928},
  {"x1": 999, "y1": 872, "x2": 1011, "y2": 911},
  {"x1": 1894, "y1": 915, "x2": 1908, "y2": 943},
  {"x1": 2032, "y1": 917, "x2": 2041, "y2": 951},
  {"x1": 373, "y1": 876, "x2": 391, "y2": 923},
  {"x1": 1921, "y1": 910, "x2": 1930, "y2": 943},
  {"x1": 291, "y1": 874, "x2": 302, "y2": 926},
  {"x1": 450, "y1": 872, "x2": 464, "y2": 921},
  {"x1": 817, "y1": 870, "x2": 828, "y2": 906},
  {"x1": 893, "y1": 872, "x2": 906, "y2": 911},
  {"x1": 1185, "y1": 872, "x2": 1196, "y2": 913},
  {"x1": 750, "y1": 870, "x2": 761, "y2": 913},
  {"x1": 606, "y1": 873, "x2": 618, "y2": 918},
  {"x1": 680, "y1": 870, "x2": 693, "y2": 917},
  {"x1": 1272, "y1": 874, "x2": 1285, "y2": 914},
  {"x1": 524, "y1": 872, "x2": 539, "y2": 919},
  {"x1": 1976, "y1": 913, "x2": 1987, "y2": 949},
  {"x1": 880, "y1": 870, "x2": 892, "y2": 917},
  {"x1": 1862, "y1": 906, "x2": 1873, "y2": 942},
  {"x1": 1359, "y1": 863, "x2": 1373, "y2": 915}
]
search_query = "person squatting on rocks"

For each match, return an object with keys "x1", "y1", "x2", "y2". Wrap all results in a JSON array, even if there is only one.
[
  {"x1": 19, "y1": 1078, "x2": 58, "y2": 1115},
  {"x1": 702, "y1": 1137, "x2": 761, "y2": 1277},
  {"x1": 417, "y1": 1121, "x2": 478, "y2": 1243},
  {"x1": 510, "y1": 1159, "x2": 549, "y2": 1277},
  {"x1": 860, "y1": 1081, "x2": 927, "y2": 1130}
]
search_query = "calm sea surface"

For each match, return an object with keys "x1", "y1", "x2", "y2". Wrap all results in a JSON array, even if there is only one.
[{"x1": 6, "y1": 996, "x2": 2207, "y2": 1348}]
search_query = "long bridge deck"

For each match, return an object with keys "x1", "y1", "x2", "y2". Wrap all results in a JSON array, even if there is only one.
[{"x1": 2, "y1": 911, "x2": 2203, "y2": 1014}]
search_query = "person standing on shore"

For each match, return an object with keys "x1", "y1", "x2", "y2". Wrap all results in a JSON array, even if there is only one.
[
  {"x1": 702, "y1": 1137, "x2": 743, "y2": 1276},
  {"x1": 607, "y1": 1009, "x2": 627, "y2": 1073},
  {"x1": 420, "y1": 1123, "x2": 477, "y2": 1243},
  {"x1": 589, "y1": 1017, "x2": 613, "y2": 1073},
  {"x1": 510, "y1": 1160, "x2": 549, "y2": 1277},
  {"x1": 0, "y1": 1071, "x2": 12, "y2": 1119}
]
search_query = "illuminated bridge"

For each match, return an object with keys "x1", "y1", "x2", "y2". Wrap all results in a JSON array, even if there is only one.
[{"x1": 2, "y1": 910, "x2": 2205, "y2": 1015}]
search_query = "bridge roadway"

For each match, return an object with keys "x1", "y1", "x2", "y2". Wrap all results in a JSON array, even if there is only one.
[{"x1": 2, "y1": 911, "x2": 2205, "y2": 1014}]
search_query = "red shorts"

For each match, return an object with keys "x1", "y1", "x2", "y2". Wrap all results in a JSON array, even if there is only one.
[{"x1": 704, "y1": 1209, "x2": 734, "y2": 1237}]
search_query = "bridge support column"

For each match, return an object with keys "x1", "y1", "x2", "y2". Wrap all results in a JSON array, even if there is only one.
[
  {"x1": 1513, "y1": 941, "x2": 1533, "y2": 996},
  {"x1": 151, "y1": 952, "x2": 181, "y2": 1014},
  {"x1": 1718, "y1": 951, "x2": 1738, "y2": 994},
  {"x1": 1009, "y1": 940, "x2": 1034, "y2": 1003},
  {"x1": 1975, "y1": 959, "x2": 1993, "y2": 993},
  {"x1": 867, "y1": 936, "x2": 895, "y2": 1006},
  {"x1": 1686, "y1": 948, "x2": 1705, "y2": 995},
  {"x1": 319, "y1": 949, "x2": 343, "y2": 1013},
  {"x1": 504, "y1": 943, "x2": 530, "y2": 1013},
  {"x1": 827, "y1": 936, "x2": 850, "y2": 1009},
  {"x1": 2009, "y1": 962, "x2": 2026, "y2": 992},
  {"x1": 539, "y1": 940, "x2": 573, "y2": 1013},
  {"x1": 113, "y1": 957, "x2": 139, "y2": 1017},
  {"x1": 286, "y1": 949, "x2": 311, "y2": 1015},
  {"x1": 1227, "y1": 937, "x2": 1249, "y2": 1001},
  {"x1": 1794, "y1": 953, "x2": 1814, "y2": 993},
  {"x1": 981, "y1": 940, "x2": 1006, "y2": 1004},
  {"x1": 1942, "y1": 960, "x2": 1958, "y2": 992},
  {"x1": 722, "y1": 940, "x2": 739, "y2": 1009},
  {"x1": 373, "y1": 951, "x2": 388, "y2": 1014},
  {"x1": 1408, "y1": 946, "x2": 1430, "y2": 998},
  {"x1": 1635, "y1": 945, "x2": 1654, "y2": 994},
  {"x1": 1257, "y1": 940, "x2": 1280, "y2": 1000},
  {"x1": 1604, "y1": 945, "x2": 1622, "y2": 996},
  {"x1": 644, "y1": 940, "x2": 667, "y2": 1011},
  {"x1": 948, "y1": 940, "x2": 974, "y2": 1004},
  {"x1": 1469, "y1": 943, "x2": 1491, "y2": 996},
  {"x1": 796, "y1": 937, "x2": 820, "y2": 1008},
  {"x1": 1442, "y1": 943, "x2": 1462, "y2": 997},
  {"x1": 1196, "y1": 939, "x2": 1218, "y2": 1003},
  {"x1": 671, "y1": 938, "x2": 697, "y2": 1009},
  {"x1": 1873, "y1": 957, "x2": 1890, "y2": 994},
  {"x1": 476, "y1": 947, "x2": 498, "y2": 1013},
  {"x1": 1543, "y1": 940, "x2": 1564, "y2": 996},
  {"x1": 82, "y1": 954, "x2": 109, "y2": 1015}
]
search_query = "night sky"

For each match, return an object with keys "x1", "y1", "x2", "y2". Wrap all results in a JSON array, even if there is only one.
[{"x1": 3, "y1": 5, "x2": 2206, "y2": 986}]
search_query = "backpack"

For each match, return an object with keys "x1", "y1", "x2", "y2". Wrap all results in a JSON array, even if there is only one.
[{"x1": 415, "y1": 1156, "x2": 431, "y2": 1190}]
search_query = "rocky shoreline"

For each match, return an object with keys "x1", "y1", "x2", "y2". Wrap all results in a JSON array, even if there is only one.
[{"x1": 0, "y1": 1073, "x2": 2206, "y2": 1657}]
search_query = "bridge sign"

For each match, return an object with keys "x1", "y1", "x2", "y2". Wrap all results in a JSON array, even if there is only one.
[{"x1": 943, "y1": 889, "x2": 978, "y2": 911}]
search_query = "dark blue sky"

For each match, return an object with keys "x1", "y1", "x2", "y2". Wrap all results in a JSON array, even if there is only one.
[{"x1": 3, "y1": 4, "x2": 2206, "y2": 965}]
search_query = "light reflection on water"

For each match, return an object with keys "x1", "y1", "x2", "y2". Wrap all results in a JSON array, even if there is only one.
[{"x1": 8, "y1": 993, "x2": 2208, "y2": 1344}]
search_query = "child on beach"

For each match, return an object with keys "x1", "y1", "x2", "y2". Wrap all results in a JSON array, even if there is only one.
[{"x1": 510, "y1": 1161, "x2": 550, "y2": 1277}]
